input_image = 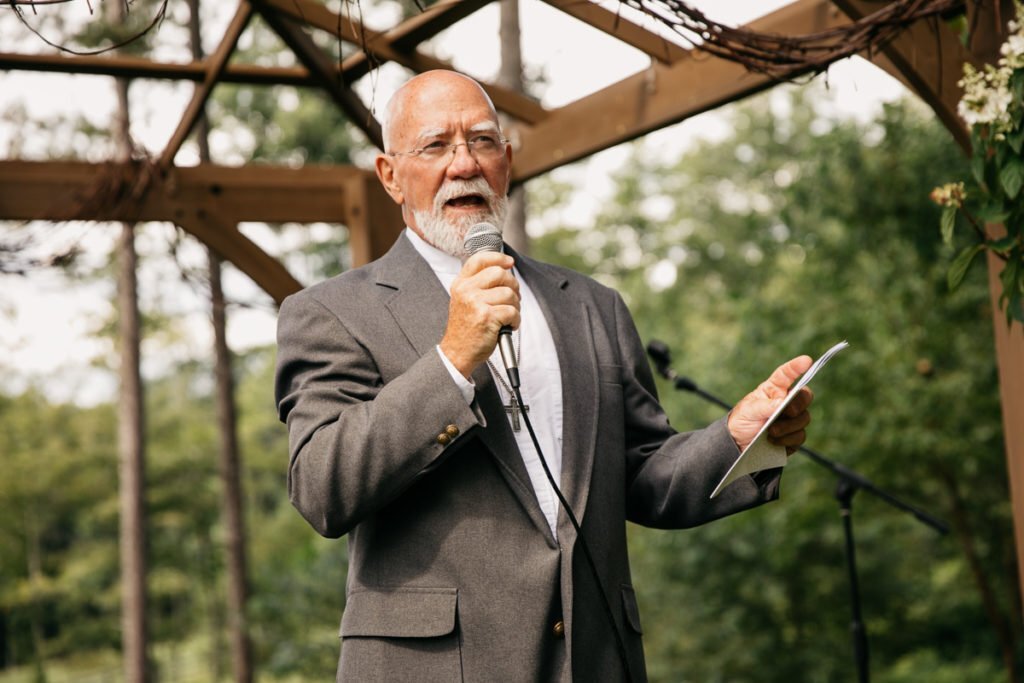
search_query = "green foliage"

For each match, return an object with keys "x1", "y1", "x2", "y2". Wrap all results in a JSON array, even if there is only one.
[
  {"x1": 534, "y1": 86, "x2": 1020, "y2": 681},
  {"x1": 0, "y1": 348, "x2": 346, "y2": 679},
  {"x1": 933, "y1": 8, "x2": 1024, "y2": 325}
]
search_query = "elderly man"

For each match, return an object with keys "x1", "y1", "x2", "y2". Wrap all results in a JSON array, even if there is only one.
[{"x1": 275, "y1": 69, "x2": 813, "y2": 682}]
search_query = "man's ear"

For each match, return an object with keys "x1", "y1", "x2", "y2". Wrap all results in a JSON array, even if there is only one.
[
  {"x1": 502, "y1": 139, "x2": 514, "y2": 195},
  {"x1": 374, "y1": 154, "x2": 404, "y2": 205}
]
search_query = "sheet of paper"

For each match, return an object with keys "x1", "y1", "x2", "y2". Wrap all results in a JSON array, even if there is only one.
[{"x1": 709, "y1": 340, "x2": 849, "y2": 499}]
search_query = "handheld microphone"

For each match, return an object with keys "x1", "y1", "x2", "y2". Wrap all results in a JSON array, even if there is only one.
[{"x1": 463, "y1": 222, "x2": 520, "y2": 388}]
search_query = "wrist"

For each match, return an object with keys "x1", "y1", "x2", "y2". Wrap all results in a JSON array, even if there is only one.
[{"x1": 438, "y1": 340, "x2": 476, "y2": 380}]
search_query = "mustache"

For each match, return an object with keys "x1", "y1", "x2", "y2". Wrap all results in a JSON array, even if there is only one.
[{"x1": 433, "y1": 177, "x2": 500, "y2": 210}]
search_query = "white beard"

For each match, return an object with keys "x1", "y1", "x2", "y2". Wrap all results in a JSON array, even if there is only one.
[{"x1": 412, "y1": 178, "x2": 509, "y2": 258}]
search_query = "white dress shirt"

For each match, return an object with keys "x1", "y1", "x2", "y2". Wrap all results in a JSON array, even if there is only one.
[{"x1": 405, "y1": 228, "x2": 564, "y2": 537}]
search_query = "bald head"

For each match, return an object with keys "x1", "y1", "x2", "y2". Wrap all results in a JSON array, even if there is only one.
[{"x1": 382, "y1": 70, "x2": 500, "y2": 153}]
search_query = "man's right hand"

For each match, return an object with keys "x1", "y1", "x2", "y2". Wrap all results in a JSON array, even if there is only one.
[{"x1": 440, "y1": 251, "x2": 520, "y2": 380}]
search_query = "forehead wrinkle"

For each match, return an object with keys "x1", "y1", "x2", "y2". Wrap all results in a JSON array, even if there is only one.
[{"x1": 415, "y1": 126, "x2": 448, "y2": 141}]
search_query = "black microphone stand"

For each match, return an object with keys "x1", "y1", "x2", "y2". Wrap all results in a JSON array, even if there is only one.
[{"x1": 646, "y1": 341, "x2": 948, "y2": 683}]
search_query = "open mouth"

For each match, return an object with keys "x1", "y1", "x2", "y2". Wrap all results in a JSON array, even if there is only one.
[{"x1": 445, "y1": 194, "x2": 487, "y2": 209}]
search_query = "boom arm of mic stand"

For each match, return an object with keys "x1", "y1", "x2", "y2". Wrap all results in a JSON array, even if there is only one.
[{"x1": 667, "y1": 373, "x2": 948, "y2": 536}]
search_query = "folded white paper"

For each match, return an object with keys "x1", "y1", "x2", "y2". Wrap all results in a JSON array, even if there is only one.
[{"x1": 710, "y1": 340, "x2": 849, "y2": 499}]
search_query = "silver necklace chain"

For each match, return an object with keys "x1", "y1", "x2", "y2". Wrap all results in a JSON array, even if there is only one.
[{"x1": 486, "y1": 329, "x2": 529, "y2": 431}]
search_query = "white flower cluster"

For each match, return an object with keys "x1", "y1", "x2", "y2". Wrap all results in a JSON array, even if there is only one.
[
  {"x1": 957, "y1": 3, "x2": 1024, "y2": 133},
  {"x1": 929, "y1": 181, "x2": 966, "y2": 208}
]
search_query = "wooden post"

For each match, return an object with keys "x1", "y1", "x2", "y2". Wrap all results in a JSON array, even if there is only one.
[
  {"x1": 346, "y1": 172, "x2": 404, "y2": 266},
  {"x1": 986, "y1": 247, "x2": 1024, "y2": 610}
]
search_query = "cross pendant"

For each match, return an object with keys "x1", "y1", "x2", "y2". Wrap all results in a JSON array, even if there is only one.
[{"x1": 504, "y1": 400, "x2": 530, "y2": 432}]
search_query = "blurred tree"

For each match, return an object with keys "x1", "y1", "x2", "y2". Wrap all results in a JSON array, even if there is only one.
[{"x1": 187, "y1": 1, "x2": 255, "y2": 680}]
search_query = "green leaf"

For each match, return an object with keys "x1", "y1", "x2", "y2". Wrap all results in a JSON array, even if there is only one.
[
  {"x1": 975, "y1": 201, "x2": 1011, "y2": 223},
  {"x1": 996, "y1": 143, "x2": 1009, "y2": 167},
  {"x1": 1013, "y1": 69, "x2": 1024, "y2": 100},
  {"x1": 1000, "y1": 157, "x2": 1024, "y2": 199},
  {"x1": 947, "y1": 243, "x2": 983, "y2": 290},
  {"x1": 1006, "y1": 292, "x2": 1024, "y2": 325},
  {"x1": 1000, "y1": 257, "x2": 1024, "y2": 324},
  {"x1": 987, "y1": 235, "x2": 1018, "y2": 254},
  {"x1": 940, "y1": 205, "x2": 957, "y2": 244},
  {"x1": 971, "y1": 152, "x2": 986, "y2": 186},
  {"x1": 999, "y1": 255, "x2": 1022, "y2": 292},
  {"x1": 1008, "y1": 129, "x2": 1024, "y2": 155}
]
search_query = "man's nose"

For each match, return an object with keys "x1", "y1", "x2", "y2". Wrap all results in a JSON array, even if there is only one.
[{"x1": 445, "y1": 142, "x2": 482, "y2": 179}]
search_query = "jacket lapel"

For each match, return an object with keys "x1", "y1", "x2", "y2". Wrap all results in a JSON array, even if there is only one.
[
  {"x1": 376, "y1": 235, "x2": 554, "y2": 541},
  {"x1": 514, "y1": 254, "x2": 599, "y2": 531}
]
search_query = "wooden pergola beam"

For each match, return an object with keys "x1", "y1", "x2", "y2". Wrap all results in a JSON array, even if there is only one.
[
  {"x1": 252, "y1": 1, "x2": 384, "y2": 149},
  {"x1": 0, "y1": 159, "x2": 366, "y2": 223},
  {"x1": 510, "y1": 0, "x2": 847, "y2": 182},
  {"x1": 538, "y1": 0, "x2": 688, "y2": 64},
  {"x1": 0, "y1": 160, "x2": 381, "y2": 303},
  {"x1": 159, "y1": 1, "x2": 253, "y2": 170},
  {"x1": 258, "y1": 0, "x2": 549, "y2": 125},
  {"x1": 175, "y1": 206, "x2": 302, "y2": 305},
  {"x1": 0, "y1": 51, "x2": 327, "y2": 87},
  {"x1": 832, "y1": 0, "x2": 976, "y2": 152},
  {"x1": 0, "y1": 5, "x2": 547, "y2": 126},
  {"x1": 342, "y1": 0, "x2": 494, "y2": 82}
]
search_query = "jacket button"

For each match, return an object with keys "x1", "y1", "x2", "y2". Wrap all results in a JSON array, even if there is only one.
[
  {"x1": 552, "y1": 620, "x2": 565, "y2": 638},
  {"x1": 445, "y1": 424, "x2": 459, "y2": 437},
  {"x1": 436, "y1": 433, "x2": 451, "y2": 446}
]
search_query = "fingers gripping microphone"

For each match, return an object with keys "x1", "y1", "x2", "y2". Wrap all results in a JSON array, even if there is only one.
[{"x1": 463, "y1": 222, "x2": 520, "y2": 388}]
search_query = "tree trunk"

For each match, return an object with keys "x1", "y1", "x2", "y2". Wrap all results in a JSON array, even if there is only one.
[
  {"x1": 25, "y1": 512, "x2": 47, "y2": 683},
  {"x1": 108, "y1": 2, "x2": 149, "y2": 680},
  {"x1": 497, "y1": 0, "x2": 529, "y2": 255},
  {"x1": 187, "y1": 2, "x2": 255, "y2": 680},
  {"x1": 117, "y1": 217, "x2": 148, "y2": 683},
  {"x1": 209, "y1": 252, "x2": 254, "y2": 683}
]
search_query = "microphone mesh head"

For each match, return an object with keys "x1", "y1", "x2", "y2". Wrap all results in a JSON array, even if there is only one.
[{"x1": 463, "y1": 222, "x2": 503, "y2": 256}]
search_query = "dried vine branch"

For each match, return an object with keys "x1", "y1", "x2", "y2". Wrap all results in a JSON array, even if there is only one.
[
  {"x1": 5, "y1": 0, "x2": 168, "y2": 57},
  {"x1": 616, "y1": 0, "x2": 966, "y2": 79}
]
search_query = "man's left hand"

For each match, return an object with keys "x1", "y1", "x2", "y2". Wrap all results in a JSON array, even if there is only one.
[{"x1": 727, "y1": 356, "x2": 814, "y2": 455}]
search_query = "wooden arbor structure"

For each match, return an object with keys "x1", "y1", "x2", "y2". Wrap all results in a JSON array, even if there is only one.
[{"x1": 1, "y1": 0, "x2": 1022, "y2": 601}]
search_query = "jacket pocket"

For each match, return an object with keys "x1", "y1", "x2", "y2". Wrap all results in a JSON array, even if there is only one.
[
  {"x1": 340, "y1": 586, "x2": 458, "y2": 637},
  {"x1": 338, "y1": 587, "x2": 462, "y2": 683},
  {"x1": 620, "y1": 584, "x2": 643, "y2": 635}
]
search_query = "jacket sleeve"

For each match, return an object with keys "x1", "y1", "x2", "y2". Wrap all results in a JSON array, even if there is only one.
[
  {"x1": 611, "y1": 292, "x2": 781, "y2": 529},
  {"x1": 274, "y1": 291, "x2": 483, "y2": 538}
]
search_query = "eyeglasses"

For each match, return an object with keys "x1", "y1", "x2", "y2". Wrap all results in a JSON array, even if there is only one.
[{"x1": 387, "y1": 134, "x2": 509, "y2": 163}]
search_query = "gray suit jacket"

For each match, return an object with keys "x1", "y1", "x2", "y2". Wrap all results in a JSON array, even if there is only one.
[{"x1": 274, "y1": 234, "x2": 779, "y2": 682}]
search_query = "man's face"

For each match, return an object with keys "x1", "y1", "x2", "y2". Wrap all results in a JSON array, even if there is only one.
[{"x1": 376, "y1": 74, "x2": 513, "y2": 257}]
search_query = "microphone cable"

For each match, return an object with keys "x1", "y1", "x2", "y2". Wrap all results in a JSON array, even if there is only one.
[
  {"x1": 462, "y1": 221, "x2": 634, "y2": 681},
  {"x1": 510, "y1": 382, "x2": 636, "y2": 683}
]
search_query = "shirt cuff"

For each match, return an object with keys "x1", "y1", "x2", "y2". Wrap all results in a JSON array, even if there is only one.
[{"x1": 436, "y1": 345, "x2": 476, "y2": 404}]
